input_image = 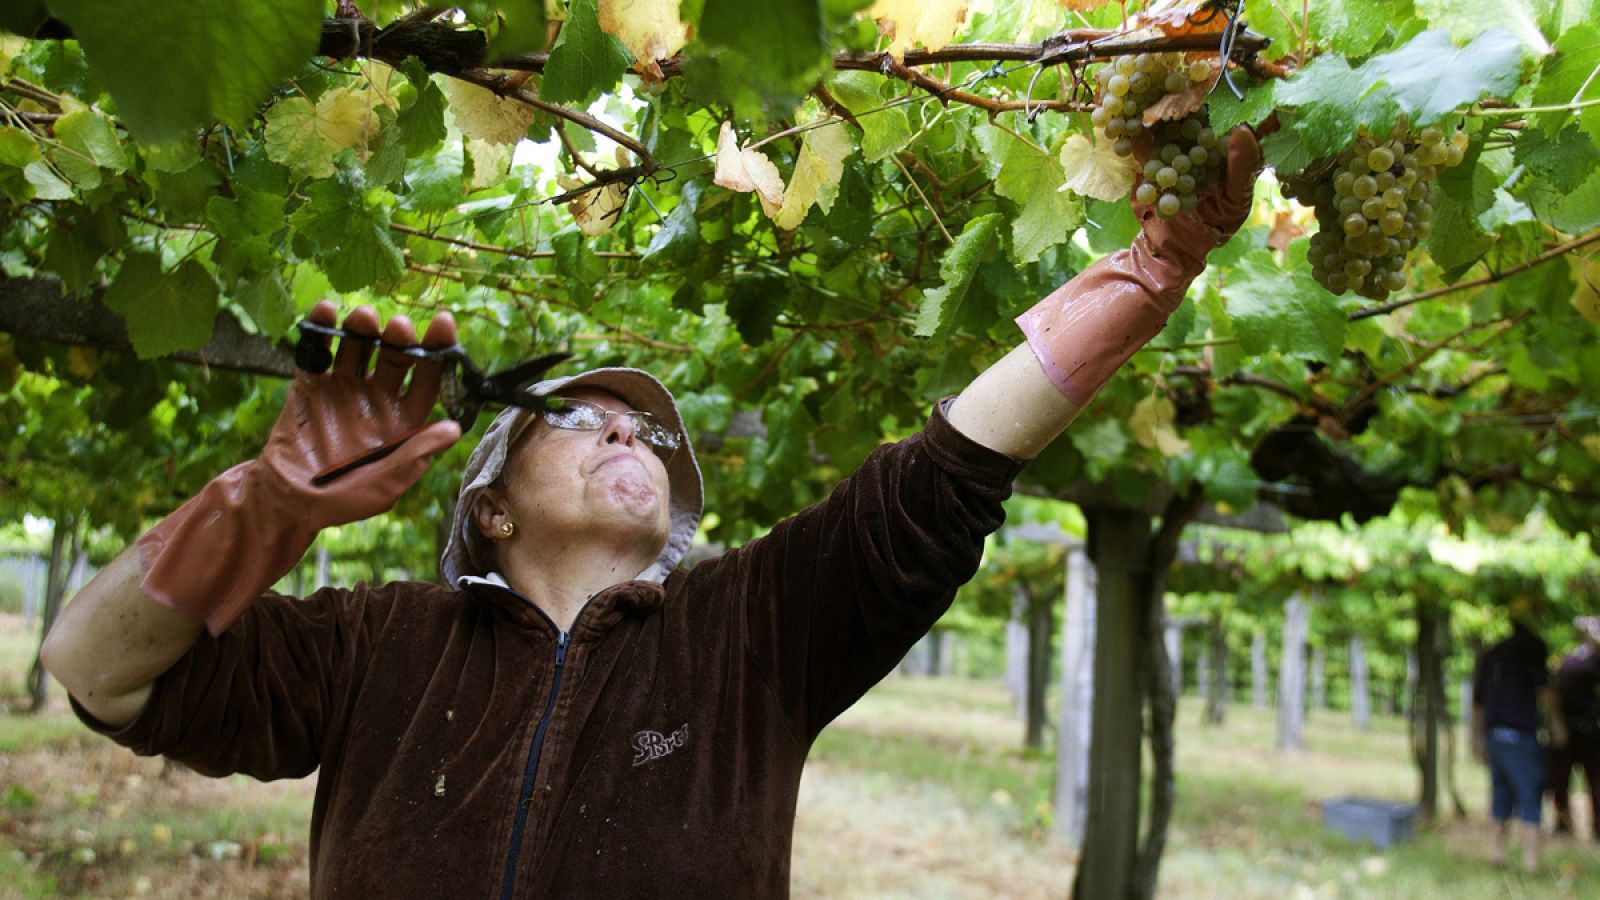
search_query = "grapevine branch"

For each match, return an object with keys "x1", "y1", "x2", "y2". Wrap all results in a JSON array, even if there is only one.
[{"x1": 1350, "y1": 228, "x2": 1600, "y2": 320}]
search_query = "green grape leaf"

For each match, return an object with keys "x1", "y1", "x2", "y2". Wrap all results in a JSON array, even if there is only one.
[
  {"x1": 1069, "y1": 419, "x2": 1129, "y2": 472},
  {"x1": 1544, "y1": 167, "x2": 1600, "y2": 233},
  {"x1": 1427, "y1": 189, "x2": 1493, "y2": 273},
  {"x1": 44, "y1": 222, "x2": 102, "y2": 294},
  {"x1": 232, "y1": 272, "x2": 295, "y2": 337},
  {"x1": 1220, "y1": 250, "x2": 1347, "y2": 363},
  {"x1": 1476, "y1": 187, "x2": 1535, "y2": 231},
  {"x1": 701, "y1": 0, "x2": 825, "y2": 88},
  {"x1": 405, "y1": 140, "x2": 466, "y2": 213},
  {"x1": 48, "y1": 0, "x2": 323, "y2": 141},
  {"x1": 1274, "y1": 55, "x2": 1367, "y2": 161},
  {"x1": 725, "y1": 273, "x2": 788, "y2": 346},
  {"x1": 1530, "y1": 23, "x2": 1600, "y2": 140},
  {"x1": 1312, "y1": 0, "x2": 1412, "y2": 57},
  {"x1": 1358, "y1": 29, "x2": 1526, "y2": 128},
  {"x1": 1514, "y1": 123, "x2": 1596, "y2": 193},
  {"x1": 1003, "y1": 137, "x2": 1082, "y2": 264},
  {"x1": 644, "y1": 177, "x2": 706, "y2": 266},
  {"x1": 208, "y1": 188, "x2": 286, "y2": 276},
  {"x1": 289, "y1": 178, "x2": 405, "y2": 292},
  {"x1": 50, "y1": 109, "x2": 127, "y2": 188},
  {"x1": 103, "y1": 254, "x2": 220, "y2": 359},
  {"x1": 0, "y1": 126, "x2": 41, "y2": 202},
  {"x1": 1207, "y1": 78, "x2": 1278, "y2": 133},
  {"x1": 1241, "y1": 0, "x2": 1297, "y2": 61},
  {"x1": 914, "y1": 213, "x2": 1002, "y2": 339},
  {"x1": 1278, "y1": 30, "x2": 1526, "y2": 161},
  {"x1": 398, "y1": 76, "x2": 449, "y2": 155},
  {"x1": 541, "y1": 0, "x2": 630, "y2": 106},
  {"x1": 23, "y1": 160, "x2": 73, "y2": 200},
  {"x1": 825, "y1": 72, "x2": 913, "y2": 161}
]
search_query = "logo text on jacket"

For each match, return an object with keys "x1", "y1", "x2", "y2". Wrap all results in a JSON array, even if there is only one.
[{"x1": 632, "y1": 724, "x2": 690, "y2": 766}]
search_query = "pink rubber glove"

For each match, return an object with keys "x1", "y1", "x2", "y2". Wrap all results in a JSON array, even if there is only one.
[
  {"x1": 136, "y1": 303, "x2": 462, "y2": 635},
  {"x1": 1015, "y1": 127, "x2": 1262, "y2": 405}
]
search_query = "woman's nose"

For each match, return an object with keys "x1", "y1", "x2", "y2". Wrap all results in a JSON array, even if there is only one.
[{"x1": 599, "y1": 410, "x2": 637, "y2": 447}]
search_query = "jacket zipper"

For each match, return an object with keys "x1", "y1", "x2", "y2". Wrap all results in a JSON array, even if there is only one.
[{"x1": 498, "y1": 629, "x2": 570, "y2": 900}]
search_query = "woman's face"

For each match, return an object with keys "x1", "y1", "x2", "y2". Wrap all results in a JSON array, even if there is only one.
[{"x1": 492, "y1": 387, "x2": 673, "y2": 554}]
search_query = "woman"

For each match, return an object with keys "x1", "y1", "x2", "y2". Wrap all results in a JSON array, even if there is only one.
[{"x1": 42, "y1": 129, "x2": 1261, "y2": 897}]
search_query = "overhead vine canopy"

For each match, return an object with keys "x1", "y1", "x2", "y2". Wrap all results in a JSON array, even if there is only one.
[{"x1": 1, "y1": 0, "x2": 1597, "y2": 553}]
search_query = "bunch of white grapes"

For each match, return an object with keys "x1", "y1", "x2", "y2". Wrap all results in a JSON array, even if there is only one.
[
  {"x1": 1091, "y1": 51, "x2": 1221, "y2": 218},
  {"x1": 1279, "y1": 124, "x2": 1469, "y2": 299}
]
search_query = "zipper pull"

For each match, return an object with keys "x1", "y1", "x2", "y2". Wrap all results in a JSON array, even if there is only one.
[{"x1": 555, "y1": 631, "x2": 570, "y2": 667}]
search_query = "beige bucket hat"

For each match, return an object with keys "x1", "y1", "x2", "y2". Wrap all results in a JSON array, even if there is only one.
[{"x1": 440, "y1": 367, "x2": 704, "y2": 587}]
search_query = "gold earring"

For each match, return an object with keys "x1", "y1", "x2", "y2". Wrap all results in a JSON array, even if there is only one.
[{"x1": 499, "y1": 522, "x2": 515, "y2": 537}]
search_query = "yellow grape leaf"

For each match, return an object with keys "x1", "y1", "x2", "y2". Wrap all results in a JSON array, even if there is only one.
[
  {"x1": 264, "y1": 97, "x2": 341, "y2": 178},
  {"x1": 0, "y1": 35, "x2": 27, "y2": 75},
  {"x1": 773, "y1": 123, "x2": 854, "y2": 230},
  {"x1": 869, "y1": 0, "x2": 970, "y2": 60},
  {"x1": 713, "y1": 122, "x2": 784, "y2": 215},
  {"x1": 466, "y1": 139, "x2": 512, "y2": 191},
  {"x1": 1058, "y1": 132, "x2": 1137, "y2": 202},
  {"x1": 1571, "y1": 251, "x2": 1600, "y2": 325},
  {"x1": 442, "y1": 79, "x2": 539, "y2": 146},
  {"x1": 1056, "y1": 0, "x2": 1116, "y2": 10},
  {"x1": 1583, "y1": 435, "x2": 1600, "y2": 463},
  {"x1": 67, "y1": 346, "x2": 102, "y2": 380},
  {"x1": 1130, "y1": 394, "x2": 1191, "y2": 457},
  {"x1": 362, "y1": 62, "x2": 402, "y2": 111},
  {"x1": 597, "y1": 0, "x2": 689, "y2": 80},
  {"x1": 316, "y1": 87, "x2": 381, "y2": 160},
  {"x1": 1142, "y1": 60, "x2": 1218, "y2": 125},
  {"x1": 560, "y1": 175, "x2": 630, "y2": 236}
]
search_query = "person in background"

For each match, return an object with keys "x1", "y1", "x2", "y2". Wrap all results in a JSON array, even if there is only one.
[
  {"x1": 1472, "y1": 592, "x2": 1567, "y2": 871},
  {"x1": 1548, "y1": 616, "x2": 1600, "y2": 841}
]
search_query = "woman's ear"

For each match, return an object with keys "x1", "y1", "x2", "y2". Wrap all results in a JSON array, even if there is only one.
[{"x1": 473, "y1": 488, "x2": 510, "y2": 541}]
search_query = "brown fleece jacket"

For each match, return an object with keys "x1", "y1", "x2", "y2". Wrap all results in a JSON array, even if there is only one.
[{"x1": 73, "y1": 403, "x2": 1024, "y2": 898}]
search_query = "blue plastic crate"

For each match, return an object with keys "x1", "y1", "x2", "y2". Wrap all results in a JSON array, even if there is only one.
[{"x1": 1321, "y1": 796, "x2": 1417, "y2": 849}]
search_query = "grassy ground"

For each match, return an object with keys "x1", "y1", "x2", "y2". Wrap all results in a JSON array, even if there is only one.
[{"x1": 3, "y1": 612, "x2": 1598, "y2": 897}]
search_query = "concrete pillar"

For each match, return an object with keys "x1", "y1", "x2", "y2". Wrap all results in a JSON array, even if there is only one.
[{"x1": 1053, "y1": 541, "x2": 1095, "y2": 848}]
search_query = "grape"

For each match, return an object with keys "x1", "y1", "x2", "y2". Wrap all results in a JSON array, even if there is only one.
[
  {"x1": 1283, "y1": 123, "x2": 1470, "y2": 299},
  {"x1": 1092, "y1": 55, "x2": 1228, "y2": 217}
]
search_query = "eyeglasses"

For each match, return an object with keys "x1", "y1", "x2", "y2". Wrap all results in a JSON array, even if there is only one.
[{"x1": 534, "y1": 398, "x2": 681, "y2": 461}]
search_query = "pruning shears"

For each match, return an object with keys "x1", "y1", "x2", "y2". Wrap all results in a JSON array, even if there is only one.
[{"x1": 293, "y1": 320, "x2": 571, "y2": 485}]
